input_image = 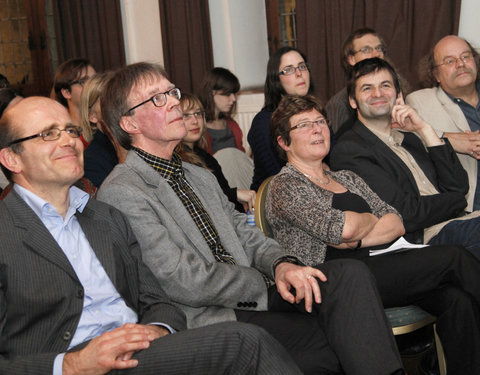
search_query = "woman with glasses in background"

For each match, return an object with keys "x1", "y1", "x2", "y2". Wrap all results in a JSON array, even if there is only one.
[
  {"x1": 177, "y1": 93, "x2": 255, "y2": 212},
  {"x1": 248, "y1": 46, "x2": 314, "y2": 191},
  {"x1": 198, "y1": 67, "x2": 245, "y2": 155},
  {"x1": 51, "y1": 58, "x2": 96, "y2": 145}
]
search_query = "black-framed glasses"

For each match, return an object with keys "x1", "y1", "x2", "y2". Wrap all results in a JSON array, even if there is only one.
[
  {"x1": 123, "y1": 87, "x2": 181, "y2": 116},
  {"x1": 70, "y1": 77, "x2": 89, "y2": 87},
  {"x1": 279, "y1": 63, "x2": 309, "y2": 76},
  {"x1": 352, "y1": 45, "x2": 386, "y2": 55},
  {"x1": 8, "y1": 125, "x2": 83, "y2": 146},
  {"x1": 290, "y1": 119, "x2": 329, "y2": 132},
  {"x1": 182, "y1": 111, "x2": 205, "y2": 121},
  {"x1": 435, "y1": 52, "x2": 473, "y2": 67}
]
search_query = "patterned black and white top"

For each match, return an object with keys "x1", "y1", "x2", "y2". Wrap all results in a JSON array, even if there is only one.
[{"x1": 265, "y1": 163, "x2": 400, "y2": 265}]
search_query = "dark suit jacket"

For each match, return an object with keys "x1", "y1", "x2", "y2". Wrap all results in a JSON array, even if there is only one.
[
  {"x1": 330, "y1": 120, "x2": 469, "y2": 243},
  {"x1": 0, "y1": 190, "x2": 186, "y2": 373}
]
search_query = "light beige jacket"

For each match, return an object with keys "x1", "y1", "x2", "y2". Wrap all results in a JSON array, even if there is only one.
[{"x1": 407, "y1": 86, "x2": 477, "y2": 211}]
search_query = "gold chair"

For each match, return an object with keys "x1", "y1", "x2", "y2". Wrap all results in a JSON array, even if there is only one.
[
  {"x1": 254, "y1": 176, "x2": 274, "y2": 237},
  {"x1": 254, "y1": 175, "x2": 447, "y2": 375}
]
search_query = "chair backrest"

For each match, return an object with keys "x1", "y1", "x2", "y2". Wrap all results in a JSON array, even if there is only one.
[{"x1": 254, "y1": 176, "x2": 274, "y2": 238}]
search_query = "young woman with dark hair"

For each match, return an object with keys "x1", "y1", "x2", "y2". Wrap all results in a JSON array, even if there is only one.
[
  {"x1": 198, "y1": 67, "x2": 245, "y2": 154},
  {"x1": 248, "y1": 47, "x2": 314, "y2": 190},
  {"x1": 177, "y1": 93, "x2": 255, "y2": 212},
  {"x1": 50, "y1": 58, "x2": 96, "y2": 140}
]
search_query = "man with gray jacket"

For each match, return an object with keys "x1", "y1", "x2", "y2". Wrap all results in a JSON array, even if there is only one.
[{"x1": 98, "y1": 62, "x2": 404, "y2": 375}]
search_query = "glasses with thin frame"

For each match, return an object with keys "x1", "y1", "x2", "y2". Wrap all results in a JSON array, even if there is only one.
[
  {"x1": 436, "y1": 52, "x2": 473, "y2": 68},
  {"x1": 123, "y1": 87, "x2": 181, "y2": 116},
  {"x1": 182, "y1": 111, "x2": 205, "y2": 121},
  {"x1": 279, "y1": 62, "x2": 309, "y2": 76},
  {"x1": 352, "y1": 45, "x2": 386, "y2": 56},
  {"x1": 290, "y1": 119, "x2": 329, "y2": 132},
  {"x1": 8, "y1": 125, "x2": 83, "y2": 146}
]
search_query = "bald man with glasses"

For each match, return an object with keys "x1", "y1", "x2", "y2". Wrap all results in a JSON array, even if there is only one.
[
  {"x1": 407, "y1": 35, "x2": 480, "y2": 212},
  {"x1": 0, "y1": 96, "x2": 302, "y2": 375}
]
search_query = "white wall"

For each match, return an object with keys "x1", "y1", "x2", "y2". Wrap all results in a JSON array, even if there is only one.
[
  {"x1": 458, "y1": 0, "x2": 480, "y2": 49},
  {"x1": 120, "y1": 0, "x2": 164, "y2": 64},
  {"x1": 208, "y1": 0, "x2": 269, "y2": 90}
]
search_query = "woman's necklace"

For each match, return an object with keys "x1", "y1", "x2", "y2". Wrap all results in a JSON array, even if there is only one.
[
  {"x1": 303, "y1": 172, "x2": 330, "y2": 185},
  {"x1": 291, "y1": 163, "x2": 331, "y2": 185}
]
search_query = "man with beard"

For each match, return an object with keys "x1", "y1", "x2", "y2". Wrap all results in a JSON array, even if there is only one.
[{"x1": 407, "y1": 35, "x2": 480, "y2": 212}]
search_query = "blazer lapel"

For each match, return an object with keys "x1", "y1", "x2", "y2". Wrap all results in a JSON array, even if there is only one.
[
  {"x1": 5, "y1": 191, "x2": 78, "y2": 281},
  {"x1": 75, "y1": 204, "x2": 116, "y2": 282},
  {"x1": 126, "y1": 152, "x2": 217, "y2": 261},
  {"x1": 436, "y1": 87, "x2": 471, "y2": 132},
  {"x1": 353, "y1": 122, "x2": 422, "y2": 193}
]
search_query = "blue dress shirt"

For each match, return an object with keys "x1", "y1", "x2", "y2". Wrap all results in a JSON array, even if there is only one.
[{"x1": 445, "y1": 81, "x2": 480, "y2": 210}]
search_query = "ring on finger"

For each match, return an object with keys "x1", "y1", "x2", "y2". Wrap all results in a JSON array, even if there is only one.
[{"x1": 306, "y1": 275, "x2": 312, "y2": 280}]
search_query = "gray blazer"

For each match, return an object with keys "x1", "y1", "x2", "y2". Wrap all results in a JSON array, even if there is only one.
[
  {"x1": 0, "y1": 190, "x2": 186, "y2": 374},
  {"x1": 98, "y1": 151, "x2": 287, "y2": 328},
  {"x1": 406, "y1": 86, "x2": 477, "y2": 211}
]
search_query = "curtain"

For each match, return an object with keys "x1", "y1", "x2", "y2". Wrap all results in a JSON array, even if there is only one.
[
  {"x1": 52, "y1": 0, "x2": 126, "y2": 72},
  {"x1": 296, "y1": 0, "x2": 461, "y2": 103},
  {"x1": 158, "y1": 0, "x2": 213, "y2": 94}
]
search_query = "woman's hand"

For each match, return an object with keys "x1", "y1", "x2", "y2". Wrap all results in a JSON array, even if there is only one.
[{"x1": 237, "y1": 189, "x2": 256, "y2": 212}]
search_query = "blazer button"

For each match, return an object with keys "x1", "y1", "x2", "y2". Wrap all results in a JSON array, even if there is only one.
[
  {"x1": 252, "y1": 302, "x2": 257, "y2": 307},
  {"x1": 237, "y1": 302, "x2": 244, "y2": 308},
  {"x1": 63, "y1": 331, "x2": 72, "y2": 341},
  {"x1": 76, "y1": 289, "x2": 84, "y2": 299}
]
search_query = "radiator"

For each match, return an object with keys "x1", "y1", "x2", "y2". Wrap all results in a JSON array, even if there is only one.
[{"x1": 233, "y1": 92, "x2": 264, "y2": 156}]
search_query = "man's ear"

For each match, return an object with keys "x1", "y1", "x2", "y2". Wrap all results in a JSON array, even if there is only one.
[
  {"x1": 61, "y1": 88, "x2": 72, "y2": 101},
  {"x1": 347, "y1": 54, "x2": 356, "y2": 67},
  {"x1": 349, "y1": 96, "x2": 358, "y2": 110},
  {"x1": 0, "y1": 148, "x2": 22, "y2": 175},
  {"x1": 277, "y1": 135, "x2": 290, "y2": 153},
  {"x1": 119, "y1": 115, "x2": 141, "y2": 135},
  {"x1": 433, "y1": 69, "x2": 441, "y2": 84}
]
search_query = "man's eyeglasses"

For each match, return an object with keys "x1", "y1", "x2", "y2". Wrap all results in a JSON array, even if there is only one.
[
  {"x1": 183, "y1": 111, "x2": 205, "y2": 121},
  {"x1": 70, "y1": 77, "x2": 89, "y2": 87},
  {"x1": 124, "y1": 87, "x2": 181, "y2": 116},
  {"x1": 352, "y1": 45, "x2": 386, "y2": 56},
  {"x1": 279, "y1": 63, "x2": 309, "y2": 76},
  {"x1": 436, "y1": 53, "x2": 473, "y2": 68},
  {"x1": 290, "y1": 119, "x2": 329, "y2": 132},
  {"x1": 8, "y1": 125, "x2": 83, "y2": 146}
]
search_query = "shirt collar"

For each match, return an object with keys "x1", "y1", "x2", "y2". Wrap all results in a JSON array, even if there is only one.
[
  {"x1": 444, "y1": 81, "x2": 480, "y2": 107},
  {"x1": 14, "y1": 183, "x2": 89, "y2": 221},
  {"x1": 133, "y1": 147, "x2": 184, "y2": 180},
  {"x1": 363, "y1": 122, "x2": 404, "y2": 146}
]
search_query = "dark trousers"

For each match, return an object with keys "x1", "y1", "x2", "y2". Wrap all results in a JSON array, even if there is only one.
[
  {"x1": 236, "y1": 259, "x2": 403, "y2": 375},
  {"x1": 112, "y1": 321, "x2": 302, "y2": 374},
  {"x1": 362, "y1": 244, "x2": 480, "y2": 375},
  {"x1": 429, "y1": 217, "x2": 480, "y2": 259}
]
